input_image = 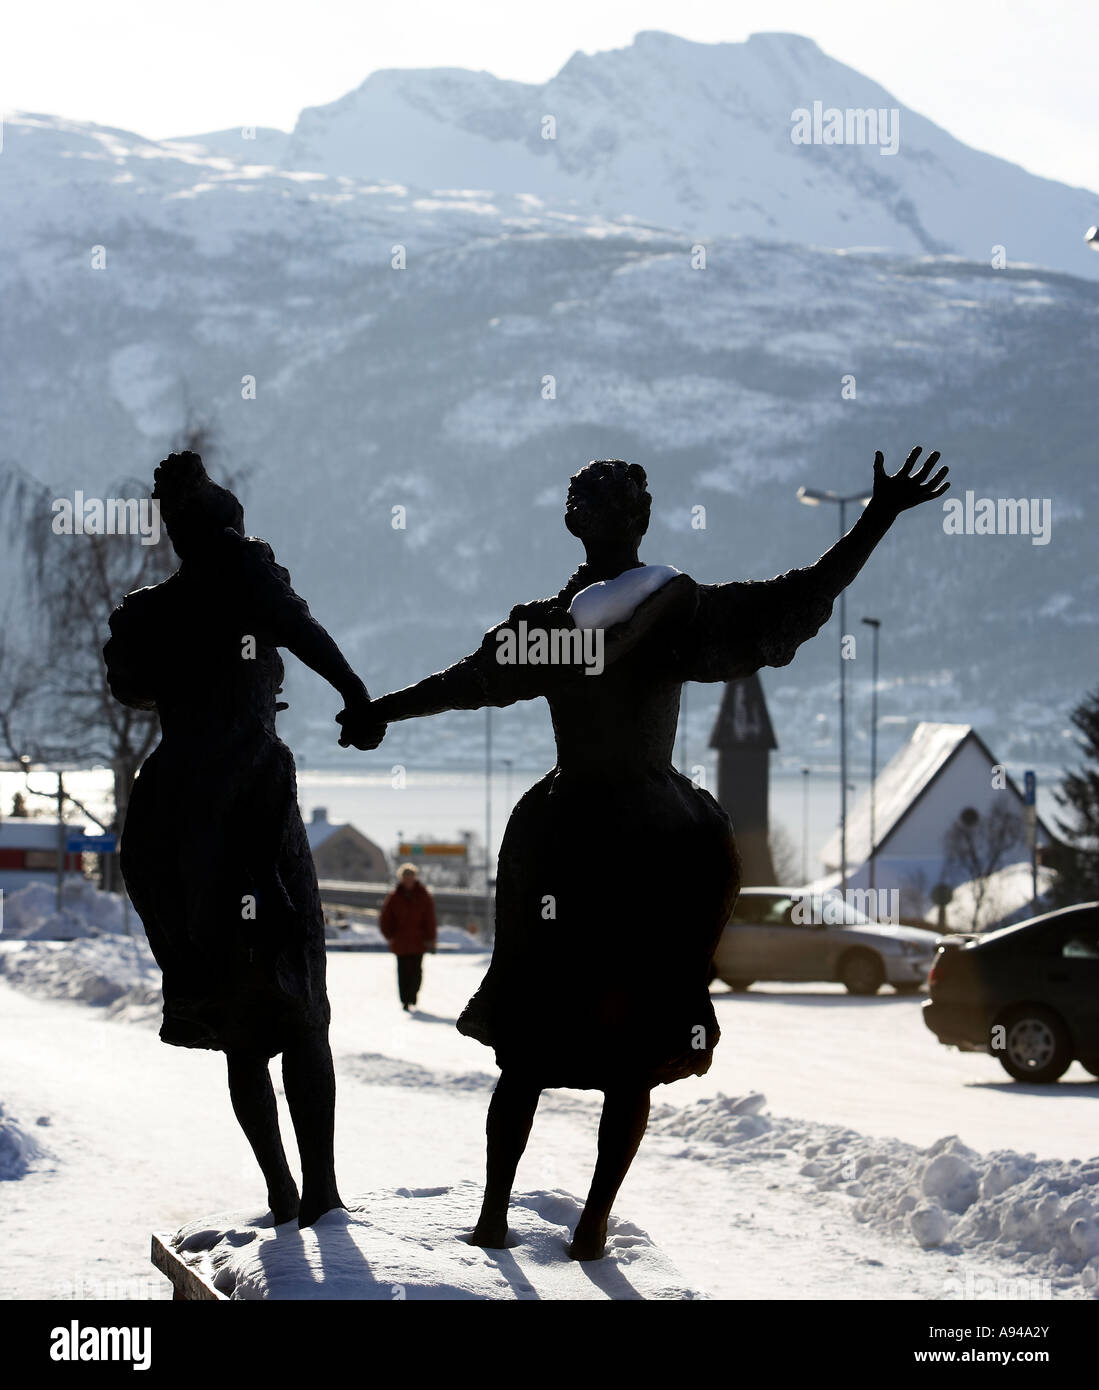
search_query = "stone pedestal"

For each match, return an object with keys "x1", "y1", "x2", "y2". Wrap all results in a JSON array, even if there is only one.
[{"x1": 151, "y1": 1181, "x2": 703, "y2": 1301}]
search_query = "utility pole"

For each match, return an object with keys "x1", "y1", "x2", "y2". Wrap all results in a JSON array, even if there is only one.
[
  {"x1": 862, "y1": 617, "x2": 881, "y2": 892},
  {"x1": 56, "y1": 772, "x2": 65, "y2": 912},
  {"x1": 484, "y1": 707, "x2": 493, "y2": 941},
  {"x1": 796, "y1": 485, "x2": 872, "y2": 896}
]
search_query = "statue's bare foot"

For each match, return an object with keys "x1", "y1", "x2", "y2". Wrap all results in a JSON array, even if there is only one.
[
  {"x1": 467, "y1": 1220, "x2": 510, "y2": 1249},
  {"x1": 567, "y1": 1221, "x2": 608, "y2": 1262},
  {"x1": 269, "y1": 1186, "x2": 300, "y2": 1226},
  {"x1": 298, "y1": 1187, "x2": 345, "y2": 1229}
]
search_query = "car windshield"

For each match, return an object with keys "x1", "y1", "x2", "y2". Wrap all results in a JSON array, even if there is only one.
[
  {"x1": 812, "y1": 892, "x2": 874, "y2": 926},
  {"x1": 981, "y1": 907, "x2": 1099, "y2": 947}
]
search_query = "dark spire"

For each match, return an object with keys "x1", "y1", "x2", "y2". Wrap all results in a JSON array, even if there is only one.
[{"x1": 709, "y1": 672, "x2": 777, "y2": 752}]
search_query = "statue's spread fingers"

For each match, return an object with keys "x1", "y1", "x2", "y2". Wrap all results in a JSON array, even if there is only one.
[
  {"x1": 926, "y1": 465, "x2": 949, "y2": 491},
  {"x1": 900, "y1": 446, "x2": 922, "y2": 475}
]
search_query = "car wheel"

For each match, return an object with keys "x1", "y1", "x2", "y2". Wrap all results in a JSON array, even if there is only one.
[
  {"x1": 724, "y1": 979, "x2": 754, "y2": 992},
  {"x1": 995, "y1": 1006, "x2": 1073, "y2": 1083},
  {"x1": 1081, "y1": 1058, "x2": 1099, "y2": 1081},
  {"x1": 840, "y1": 950, "x2": 884, "y2": 996}
]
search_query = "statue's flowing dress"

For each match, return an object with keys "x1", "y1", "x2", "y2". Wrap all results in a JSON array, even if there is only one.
[
  {"x1": 407, "y1": 561, "x2": 836, "y2": 1090},
  {"x1": 104, "y1": 532, "x2": 330, "y2": 1057}
]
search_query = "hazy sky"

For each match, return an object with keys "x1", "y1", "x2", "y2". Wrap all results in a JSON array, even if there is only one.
[{"x1": 3, "y1": 0, "x2": 1096, "y2": 193}]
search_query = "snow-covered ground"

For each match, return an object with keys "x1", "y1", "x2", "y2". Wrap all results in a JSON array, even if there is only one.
[{"x1": 2, "y1": 891, "x2": 1098, "y2": 1300}]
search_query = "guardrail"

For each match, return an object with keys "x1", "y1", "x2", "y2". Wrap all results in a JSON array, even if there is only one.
[{"x1": 317, "y1": 880, "x2": 491, "y2": 928}]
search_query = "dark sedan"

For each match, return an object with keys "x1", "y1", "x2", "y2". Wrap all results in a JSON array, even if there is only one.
[{"x1": 923, "y1": 901, "x2": 1099, "y2": 1083}]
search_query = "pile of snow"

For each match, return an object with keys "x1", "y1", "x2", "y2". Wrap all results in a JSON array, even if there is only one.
[
  {"x1": 0, "y1": 935, "x2": 160, "y2": 1012},
  {"x1": 1, "y1": 879, "x2": 134, "y2": 940},
  {"x1": 653, "y1": 1093, "x2": 1099, "y2": 1296},
  {"x1": 167, "y1": 1181, "x2": 703, "y2": 1300},
  {"x1": 0, "y1": 1103, "x2": 45, "y2": 1181},
  {"x1": 436, "y1": 925, "x2": 489, "y2": 953},
  {"x1": 927, "y1": 862, "x2": 1056, "y2": 933}
]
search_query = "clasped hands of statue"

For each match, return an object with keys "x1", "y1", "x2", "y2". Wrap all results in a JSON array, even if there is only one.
[
  {"x1": 332, "y1": 446, "x2": 948, "y2": 755},
  {"x1": 336, "y1": 689, "x2": 387, "y2": 751}
]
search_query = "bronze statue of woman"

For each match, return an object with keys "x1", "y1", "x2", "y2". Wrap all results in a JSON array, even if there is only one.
[
  {"x1": 360, "y1": 446, "x2": 946, "y2": 1260},
  {"x1": 104, "y1": 452, "x2": 384, "y2": 1228}
]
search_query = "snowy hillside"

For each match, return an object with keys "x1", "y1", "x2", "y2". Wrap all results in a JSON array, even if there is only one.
[
  {"x1": 260, "y1": 32, "x2": 1099, "y2": 281},
  {"x1": 2, "y1": 34, "x2": 1097, "y2": 769}
]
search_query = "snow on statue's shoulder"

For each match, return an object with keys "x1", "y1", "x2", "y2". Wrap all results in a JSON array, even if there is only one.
[
  {"x1": 569, "y1": 564, "x2": 682, "y2": 631},
  {"x1": 161, "y1": 1181, "x2": 704, "y2": 1300}
]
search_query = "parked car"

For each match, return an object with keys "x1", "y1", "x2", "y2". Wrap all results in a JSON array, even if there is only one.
[
  {"x1": 711, "y1": 887, "x2": 938, "y2": 995},
  {"x1": 923, "y1": 901, "x2": 1099, "y2": 1083}
]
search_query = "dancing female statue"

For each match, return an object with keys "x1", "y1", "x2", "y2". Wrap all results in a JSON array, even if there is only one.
[
  {"x1": 350, "y1": 446, "x2": 946, "y2": 1260},
  {"x1": 104, "y1": 452, "x2": 384, "y2": 1227}
]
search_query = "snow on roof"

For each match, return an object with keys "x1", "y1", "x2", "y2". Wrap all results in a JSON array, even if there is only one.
[
  {"x1": 304, "y1": 822, "x2": 339, "y2": 851},
  {"x1": 820, "y1": 722, "x2": 973, "y2": 869},
  {"x1": 303, "y1": 806, "x2": 344, "y2": 851}
]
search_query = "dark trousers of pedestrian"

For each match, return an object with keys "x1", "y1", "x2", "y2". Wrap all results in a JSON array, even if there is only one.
[{"x1": 397, "y1": 953, "x2": 423, "y2": 1009}]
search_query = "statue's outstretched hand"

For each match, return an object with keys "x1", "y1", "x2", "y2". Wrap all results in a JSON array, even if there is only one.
[
  {"x1": 872, "y1": 446, "x2": 949, "y2": 514},
  {"x1": 336, "y1": 694, "x2": 387, "y2": 751}
]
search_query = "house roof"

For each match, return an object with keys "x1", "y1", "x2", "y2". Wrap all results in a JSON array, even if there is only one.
[
  {"x1": 820, "y1": 722, "x2": 1053, "y2": 870},
  {"x1": 304, "y1": 808, "x2": 386, "y2": 861},
  {"x1": 709, "y1": 673, "x2": 777, "y2": 751},
  {"x1": 305, "y1": 821, "x2": 338, "y2": 851}
]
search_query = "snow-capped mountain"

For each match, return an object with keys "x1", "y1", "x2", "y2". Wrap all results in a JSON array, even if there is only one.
[
  {"x1": 189, "y1": 30, "x2": 1099, "y2": 282},
  {"x1": 1, "y1": 32, "x2": 1096, "y2": 773}
]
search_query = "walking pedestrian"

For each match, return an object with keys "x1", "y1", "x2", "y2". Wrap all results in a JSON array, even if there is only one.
[{"x1": 379, "y1": 864, "x2": 437, "y2": 1010}]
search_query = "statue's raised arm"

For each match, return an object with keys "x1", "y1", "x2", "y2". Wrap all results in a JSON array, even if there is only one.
[{"x1": 672, "y1": 446, "x2": 948, "y2": 683}]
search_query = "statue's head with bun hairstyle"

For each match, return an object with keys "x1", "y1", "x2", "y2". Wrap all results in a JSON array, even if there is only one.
[
  {"x1": 564, "y1": 459, "x2": 651, "y2": 553},
  {"x1": 152, "y1": 452, "x2": 244, "y2": 557}
]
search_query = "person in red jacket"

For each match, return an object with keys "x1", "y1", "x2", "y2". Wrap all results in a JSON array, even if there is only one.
[{"x1": 379, "y1": 864, "x2": 437, "y2": 1011}]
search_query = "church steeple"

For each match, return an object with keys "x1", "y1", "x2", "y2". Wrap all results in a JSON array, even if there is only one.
[{"x1": 709, "y1": 674, "x2": 777, "y2": 885}]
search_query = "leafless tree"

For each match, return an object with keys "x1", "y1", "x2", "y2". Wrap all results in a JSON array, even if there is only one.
[
  {"x1": 943, "y1": 802, "x2": 1024, "y2": 931},
  {"x1": 768, "y1": 822, "x2": 802, "y2": 884},
  {"x1": 0, "y1": 422, "x2": 232, "y2": 882}
]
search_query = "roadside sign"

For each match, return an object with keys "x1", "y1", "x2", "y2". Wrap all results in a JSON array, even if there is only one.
[
  {"x1": 398, "y1": 842, "x2": 467, "y2": 858},
  {"x1": 66, "y1": 834, "x2": 118, "y2": 854}
]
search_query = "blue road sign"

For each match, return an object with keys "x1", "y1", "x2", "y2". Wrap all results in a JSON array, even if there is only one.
[
  {"x1": 1023, "y1": 770, "x2": 1036, "y2": 807},
  {"x1": 66, "y1": 834, "x2": 118, "y2": 854}
]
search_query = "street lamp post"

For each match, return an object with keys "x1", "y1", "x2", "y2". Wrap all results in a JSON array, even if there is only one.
[
  {"x1": 801, "y1": 765, "x2": 810, "y2": 885},
  {"x1": 484, "y1": 707, "x2": 493, "y2": 941},
  {"x1": 861, "y1": 617, "x2": 881, "y2": 892},
  {"x1": 796, "y1": 485, "x2": 871, "y2": 897}
]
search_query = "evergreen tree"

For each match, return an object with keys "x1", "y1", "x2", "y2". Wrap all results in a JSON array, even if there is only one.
[{"x1": 1050, "y1": 688, "x2": 1099, "y2": 906}]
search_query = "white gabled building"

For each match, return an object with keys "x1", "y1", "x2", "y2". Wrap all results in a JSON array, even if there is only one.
[{"x1": 818, "y1": 722, "x2": 1054, "y2": 904}]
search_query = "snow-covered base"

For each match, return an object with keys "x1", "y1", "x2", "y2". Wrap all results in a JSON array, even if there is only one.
[{"x1": 169, "y1": 1183, "x2": 702, "y2": 1300}]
